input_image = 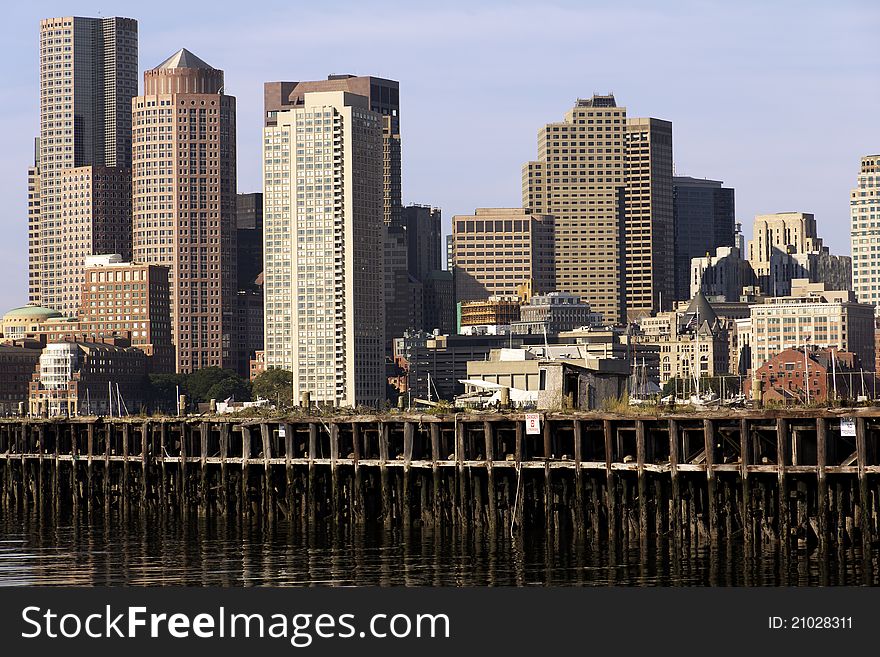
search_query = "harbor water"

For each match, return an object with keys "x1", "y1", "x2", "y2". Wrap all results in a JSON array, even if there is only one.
[{"x1": 0, "y1": 510, "x2": 877, "y2": 586}]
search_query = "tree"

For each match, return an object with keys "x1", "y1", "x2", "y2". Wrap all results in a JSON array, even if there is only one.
[
  {"x1": 148, "y1": 373, "x2": 188, "y2": 413},
  {"x1": 206, "y1": 377, "x2": 251, "y2": 403},
  {"x1": 186, "y1": 367, "x2": 231, "y2": 402},
  {"x1": 252, "y1": 369, "x2": 294, "y2": 408},
  {"x1": 147, "y1": 368, "x2": 251, "y2": 412}
]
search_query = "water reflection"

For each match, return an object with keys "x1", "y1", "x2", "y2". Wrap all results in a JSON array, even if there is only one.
[{"x1": 0, "y1": 511, "x2": 877, "y2": 586}]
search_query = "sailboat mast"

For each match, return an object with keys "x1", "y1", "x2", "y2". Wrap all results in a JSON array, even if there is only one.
[{"x1": 694, "y1": 306, "x2": 700, "y2": 397}]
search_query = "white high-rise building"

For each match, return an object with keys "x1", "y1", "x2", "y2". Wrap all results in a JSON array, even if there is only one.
[
  {"x1": 851, "y1": 155, "x2": 880, "y2": 308},
  {"x1": 263, "y1": 91, "x2": 385, "y2": 407}
]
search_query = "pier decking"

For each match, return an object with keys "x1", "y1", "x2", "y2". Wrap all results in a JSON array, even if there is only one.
[{"x1": 1, "y1": 410, "x2": 879, "y2": 549}]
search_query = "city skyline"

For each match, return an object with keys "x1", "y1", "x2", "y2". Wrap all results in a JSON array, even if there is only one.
[{"x1": 2, "y1": 0, "x2": 879, "y2": 313}]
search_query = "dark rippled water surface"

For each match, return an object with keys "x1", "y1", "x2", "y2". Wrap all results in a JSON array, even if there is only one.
[{"x1": 0, "y1": 512, "x2": 877, "y2": 586}]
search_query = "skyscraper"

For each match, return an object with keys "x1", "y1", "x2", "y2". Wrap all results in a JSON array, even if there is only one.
[
  {"x1": 235, "y1": 193, "x2": 264, "y2": 377},
  {"x1": 523, "y1": 95, "x2": 626, "y2": 324},
  {"x1": 624, "y1": 117, "x2": 673, "y2": 319},
  {"x1": 27, "y1": 139, "x2": 41, "y2": 304},
  {"x1": 851, "y1": 155, "x2": 880, "y2": 307},
  {"x1": 263, "y1": 91, "x2": 385, "y2": 407},
  {"x1": 132, "y1": 49, "x2": 237, "y2": 373},
  {"x1": 748, "y1": 212, "x2": 850, "y2": 297},
  {"x1": 33, "y1": 16, "x2": 138, "y2": 315},
  {"x1": 59, "y1": 165, "x2": 132, "y2": 295},
  {"x1": 265, "y1": 75, "x2": 400, "y2": 226},
  {"x1": 384, "y1": 222, "x2": 422, "y2": 347},
  {"x1": 672, "y1": 176, "x2": 736, "y2": 301},
  {"x1": 236, "y1": 192, "x2": 263, "y2": 291},
  {"x1": 402, "y1": 204, "x2": 453, "y2": 337},
  {"x1": 402, "y1": 205, "x2": 442, "y2": 281},
  {"x1": 523, "y1": 96, "x2": 673, "y2": 323},
  {"x1": 452, "y1": 209, "x2": 555, "y2": 301},
  {"x1": 265, "y1": 76, "x2": 402, "y2": 356}
]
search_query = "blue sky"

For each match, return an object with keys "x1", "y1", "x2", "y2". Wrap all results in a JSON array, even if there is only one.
[{"x1": 1, "y1": 0, "x2": 878, "y2": 312}]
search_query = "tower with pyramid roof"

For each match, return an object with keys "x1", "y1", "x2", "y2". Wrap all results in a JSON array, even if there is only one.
[{"x1": 132, "y1": 49, "x2": 237, "y2": 373}]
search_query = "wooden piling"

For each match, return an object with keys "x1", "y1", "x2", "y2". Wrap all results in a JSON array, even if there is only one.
[
  {"x1": 378, "y1": 422, "x2": 390, "y2": 527},
  {"x1": 816, "y1": 417, "x2": 828, "y2": 552},
  {"x1": 739, "y1": 418, "x2": 751, "y2": 550},
  {"x1": 141, "y1": 421, "x2": 150, "y2": 509},
  {"x1": 200, "y1": 422, "x2": 209, "y2": 513},
  {"x1": 573, "y1": 420, "x2": 584, "y2": 533},
  {"x1": 455, "y1": 418, "x2": 466, "y2": 528},
  {"x1": 159, "y1": 422, "x2": 168, "y2": 512},
  {"x1": 179, "y1": 421, "x2": 188, "y2": 509},
  {"x1": 484, "y1": 421, "x2": 496, "y2": 533},
  {"x1": 84, "y1": 422, "x2": 92, "y2": 515},
  {"x1": 122, "y1": 422, "x2": 130, "y2": 517},
  {"x1": 261, "y1": 422, "x2": 274, "y2": 522},
  {"x1": 776, "y1": 417, "x2": 789, "y2": 545},
  {"x1": 636, "y1": 420, "x2": 648, "y2": 542},
  {"x1": 241, "y1": 425, "x2": 251, "y2": 518},
  {"x1": 855, "y1": 417, "x2": 870, "y2": 549},
  {"x1": 331, "y1": 422, "x2": 340, "y2": 523},
  {"x1": 431, "y1": 423, "x2": 441, "y2": 525},
  {"x1": 308, "y1": 423, "x2": 317, "y2": 525},
  {"x1": 668, "y1": 419, "x2": 681, "y2": 543},
  {"x1": 703, "y1": 419, "x2": 718, "y2": 541},
  {"x1": 352, "y1": 422, "x2": 363, "y2": 524},
  {"x1": 283, "y1": 422, "x2": 293, "y2": 522},
  {"x1": 604, "y1": 419, "x2": 617, "y2": 547},
  {"x1": 219, "y1": 422, "x2": 229, "y2": 516},
  {"x1": 543, "y1": 417, "x2": 552, "y2": 534}
]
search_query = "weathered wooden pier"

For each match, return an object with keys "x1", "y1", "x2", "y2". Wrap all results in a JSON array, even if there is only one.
[{"x1": 1, "y1": 410, "x2": 879, "y2": 550}]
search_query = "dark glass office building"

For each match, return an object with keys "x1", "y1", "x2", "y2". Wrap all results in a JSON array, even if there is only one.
[{"x1": 672, "y1": 177, "x2": 735, "y2": 301}]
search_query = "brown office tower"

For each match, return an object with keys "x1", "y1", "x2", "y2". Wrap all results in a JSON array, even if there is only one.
[
  {"x1": 132, "y1": 49, "x2": 237, "y2": 373},
  {"x1": 624, "y1": 117, "x2": 674, "y2": 320},
  {"x1": 34, "y1": 17, "x2": 138, "y2": 315},
  {"x1": 58, "y1": 166, "x2": 132, "y2": 309},
  {"x1": 523, "y1": 95, "x2": 626, "y2": 324},
  {"x1": 452, "y1": 209, "x2": 555, "y2": 301},
  {"x1": 79, "y1": 255, "x2": 175, "y2": 373}
]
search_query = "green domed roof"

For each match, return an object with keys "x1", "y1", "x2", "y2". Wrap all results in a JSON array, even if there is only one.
[{"x1": 2, "y1": 305, "x2": 64, "y2": 321}]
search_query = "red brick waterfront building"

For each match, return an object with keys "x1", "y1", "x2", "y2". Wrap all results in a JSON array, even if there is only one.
[{"x1": 746, "y1": 346, "x2": 880, "y2": 403}]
